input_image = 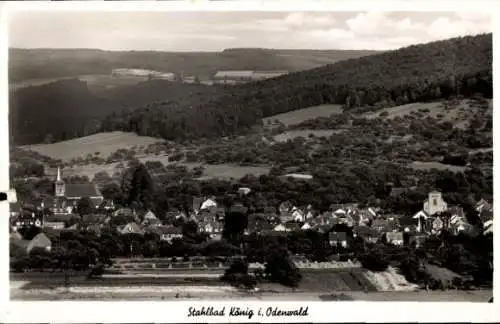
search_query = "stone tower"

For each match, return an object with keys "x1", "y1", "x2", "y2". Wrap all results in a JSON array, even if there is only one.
[{"x1": 54, "y1": 166, "x2": 66, "y2": 197}]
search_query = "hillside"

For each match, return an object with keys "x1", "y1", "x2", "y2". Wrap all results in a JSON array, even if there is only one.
[
  {"x1": 9, "y1": 79, "x2": 230, "y2": 145},
  {"x1": 9, "y1": 48, "x2": 378, "y2": 83},
  {"x1": 101, "y1": 34, "x2": 492, "y2": 141}
]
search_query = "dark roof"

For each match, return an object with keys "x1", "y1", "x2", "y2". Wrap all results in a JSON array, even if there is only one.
[
  {"x1": 398, "y1": 216, "x2": 417, "y2": 227},
  {"x1": 160, "y1": 226, "x2": 182, "y2": 235},
  {"x1": 480, "y1": 210, "x2": 493, "y2": 223},
  {"x1": 45, "y1": 213, "x2": 80, "y2": 223},
  {"x1": 329, "y1": 232, "x2": 347, "y2": 241},
  {"x1": 65, "y1": 184, "x2": 101, "y2": 198},
  {"x1": 284, "y1": 222, "x2": 302, "y2": 231},
  {"x1": 356, "y1": 226, "x2": 380, "y2": 238},
  {"x1": 82, "y1": 213, "x2": 107, "y2": 224},
  {"x1": 9, "y1": 202, "x2": 21, "y2": 212}
]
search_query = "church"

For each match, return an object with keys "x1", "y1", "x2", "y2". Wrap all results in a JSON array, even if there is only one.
[{"x1": 41, "y1": 167, "x2": 104, "y2": 215}]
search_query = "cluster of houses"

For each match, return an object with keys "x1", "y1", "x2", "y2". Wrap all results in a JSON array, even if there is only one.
[{"x1": 9, "y1": 168, "x2": 494, "y2": 254}]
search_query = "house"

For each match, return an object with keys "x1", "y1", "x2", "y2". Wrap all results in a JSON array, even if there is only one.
[
  {"x1": 10, "y1": 202, "x2": 21, "y2": 218},
  {"x1": 475, "y1": 198, "x2": 492, "y2": 213},
  {"x1": 412, "y1": 210, "x2": 430, "y2": 233},
  {"x1": 238, "y1": 187, "x2": 252, "y2": 196},
  {"x1": 423, "y1": 191, "x2": 448, "y2": 216},
  {"x1": 14, "y1": 211, "x2": 43, "y2": 229},
  {"x1": 386, "y1": 232, "x2": 404, "y2": 246},
  {"x1": 301, "y1": 222, "x2": 312, "y2": 230},
  {"x1": 113, "y1": 208, "x2": 135, "y2": 218},
  {"x1": 479, "y1": 210, "x2": 493, "y2": 224},
  {"x1": 273, "y1": 224, "x2": 288, "y2": 232},
  {"x1": 27, "y1": 233, "x2": 52, "y2": 254},
  {"x1": 85, "y1": 224, "x2": 103, "y2": 236},
  {"x1": 408, "y1": 233, "x2": 427, "y2": 248},
  {"x1": 200, "y1": 198, "x2": 218, "y2": 211},
  {"x1": 431, "y1": 216, "x2": 445, "y2": 234},
  {"x1": 355, "y1": 226, "x2": 380, "y2": 243},
  {"x1": 246, "y1": 214, "x2": 274, "y2": 235},
  {"x1": 142, "y1": 218, "x2": 162, "y2": 227},
  {"x1": 315, "y1": 224, "x2": 333, "y2": 234},
  {"x1": 158, "y1": 226, "x2": 183, "y2": 242},
  {"x1": 483, "y1": 220, "x2": 493, "y2": 235},
  {"x1": 82, "y1": 213, "x2": 107, "y2": 225},
  {"x1": 371, "y1": 218, "x2": 391, "y2": 233},
  {"x1": 279, "y1": 201, "x2": 293, "y2": 216},
  {"x1": 328, "y1": 232, "x2": 348, "y2": 248},
  {"x1": 199, "y1": 219, "x2": 223, "y2": 240},
  {"x1": 399, "y1": 216, "x2": 418, "y2": 233},
  {"x1": 98, "y1": 199, "x2": 115, "y2": 212},
  {"x1": 41, "y1": 167, "x2": 104, "y2": 215},
  {"x1": 118, "y1": 222, "x2": 144, "y2": 235},
  {"x1": 141, "y1": 210, "x2": 158, "y2": 221},
  {"x1": 45, "y1": 212, "x2": 80, "y2": 222},
  {"x1": 284, "y1": 221, "x2": 302, "y2": 232},
  {"x1": 291, "y1": 207, "x2": 306, "y2": 222},
  {"x1": 43, "y1": 221, "x2": 66, "y2": 230}
]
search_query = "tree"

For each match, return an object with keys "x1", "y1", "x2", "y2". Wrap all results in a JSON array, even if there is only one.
[
  {"x1": 360, "y1": 246, "x2": 390, "y2": 272},
  {"x1": 100, "y1": 182, "x2": 124, "y2": 204},
  {"x1": 264, "y1": 248, "x2": 302, "y2": 288},
  {"x1": 126, "y1": 163, "x2": 155, "y2": 211},
  {"x1": 222, "y1": 201, "x2": 248, "y2": 246},
  {"x1": 77, "y1": 197, "x2": 94, "y2": 216}
]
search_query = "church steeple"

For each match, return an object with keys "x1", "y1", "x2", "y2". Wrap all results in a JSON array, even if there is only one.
[{"x1": 55, "y1": 166, "x2": 66, "y2": 197}]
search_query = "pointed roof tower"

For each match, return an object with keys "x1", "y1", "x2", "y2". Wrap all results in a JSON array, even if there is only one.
[{"x1": 56, "y1": 166, "x2": 63, "y2": 182}]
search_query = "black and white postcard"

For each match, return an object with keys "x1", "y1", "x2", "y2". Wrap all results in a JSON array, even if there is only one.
[{"x1": 0, "y1": 1, "x2": 497, "y2": 323}]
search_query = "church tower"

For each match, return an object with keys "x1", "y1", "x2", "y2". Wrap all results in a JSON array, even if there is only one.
[{"x1": 54, "y1": 167, "x2": 66, "y2": 197}]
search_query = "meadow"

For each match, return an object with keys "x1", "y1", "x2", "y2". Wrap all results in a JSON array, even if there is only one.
[{"x1": 262, "y1": 104, "x2": 343, "y2": 127}]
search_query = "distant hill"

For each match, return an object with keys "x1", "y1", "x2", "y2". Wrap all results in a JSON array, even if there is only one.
[
  {"x1": 101, "y1": 34, "x2": 492, "y2": 141},
  {"x1": 9, "y1": 78, "x2": 229, "y2": 145},
  {"x1": 9, "y1": 47, "x2": 378, "y2": 83}
]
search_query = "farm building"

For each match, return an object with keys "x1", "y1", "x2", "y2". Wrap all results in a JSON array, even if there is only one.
[
  {"x1": 212, "y1": 70, "x2": 254, "y2": 84},
  {"x1": 112, "y1": 68, "x2": 176, "y2": 81},
  {"x1": 212, "y1": 70, "x2": 289, "y2": 84}
]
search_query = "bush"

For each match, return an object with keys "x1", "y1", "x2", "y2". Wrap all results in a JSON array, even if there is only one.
[
  {"x1": 264, "y1": 249, "x2": 302, "y2": 288},
  {"x1": 360, "y1": 248, "x2": 389, "y2": 272}
]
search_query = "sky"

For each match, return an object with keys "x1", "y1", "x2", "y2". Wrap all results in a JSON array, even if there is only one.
[{"x1": 8, "y1": 11, "x2": 492, "y2": 51}]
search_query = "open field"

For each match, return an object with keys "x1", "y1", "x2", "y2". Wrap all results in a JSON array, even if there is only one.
[
  {"x1": 362, "y1": 100, "x2": 490, "y2": 129},
  {"x1": 46, "y1": 160, "x2": 271, "y2": 181},
  {"x1": 20, "y1": 131, "x2": 165, "y2": 161},
  {"x1": 263, "y1": 104, "x2": 343, "y2": 127},
  {"x1": 409, "y1": 161, "x2": 468, "y2": 172},
  {"x1": 10, "y1": 74, "x2": 150, "y2": 91}
]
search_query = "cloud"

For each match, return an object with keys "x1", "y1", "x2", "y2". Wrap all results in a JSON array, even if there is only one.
[
  {"x1": 303, "y1": 11, "x2": 491, "y2": 50},
  {"x1": 8, "y1": 11, "x2": 492, "y2": 51}
]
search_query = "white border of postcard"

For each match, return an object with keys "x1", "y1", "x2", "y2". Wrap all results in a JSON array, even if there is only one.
[{"x1": 1, "y1": 0, "x2": 499, "y2": 323}]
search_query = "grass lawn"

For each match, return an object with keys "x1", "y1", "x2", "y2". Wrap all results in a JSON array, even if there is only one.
[{"x1": 21, "y1": 131, "x2": 165, "y2": 161}]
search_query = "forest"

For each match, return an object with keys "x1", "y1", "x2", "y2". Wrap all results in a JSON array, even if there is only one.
[
  {"x1": 10, "y1": 34, "x2": 492, "y2": 145},
  {"x1": 99, "y1": 34, "x2": 492, "y2": 141}
]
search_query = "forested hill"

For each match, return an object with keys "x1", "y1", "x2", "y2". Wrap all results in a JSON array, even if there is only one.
[
  {"x1": 100, "y1": 33, "x2": 492, "y2": 141},
  {"x1": 9, "y1": 79, "x2": 230, "y2": 145}
]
